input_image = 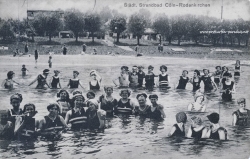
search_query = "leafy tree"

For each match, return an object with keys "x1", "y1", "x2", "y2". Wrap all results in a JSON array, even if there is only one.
[
  {"x1": 152, "y1": 14, "x2": 172, "y2": 44},
  {"x1": 186, "y1": 15, "x2": 205, "y2": 45},
  {"x1": 109, "y1": 17, "x2": 126, "y2": 43},
  {"x1": 64, "y1": 9, "x2": 85, "y2": 42},
  {"x1": 171, "y1": 15, "x2": 189, "y2": 45},
  {"x1": 84, "y1": 13, "x2": 101, "y2": 42},
  {"x1": 128, "y1": 14, "x2": 147, "y2": 45},
  {"x1": 33, "y1": 12, "x2": 62, "y2": 41},
  {"x1": 0, "y1": 20, "x2": 14, "y2": 40},
  {"x1": 99, "y1": 6, "x2": 113, "y2": 23}
]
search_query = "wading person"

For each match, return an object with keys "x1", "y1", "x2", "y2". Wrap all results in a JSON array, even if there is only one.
[
  {"x1": 1, "y1": 71, "x2": 20, "y2": 89},
  {"x1": 67, "y1": 71, "x2": 84, "y2": 89},
  {"x1": 189, "y1": 70, "x2": 201, "y2": 92},
  {"x1": 56, "y1": 89, "x2": 71, "y2": 118},
  {"x1": 29, "y1": 69, "x2": 50, "y2": 89},
  {"x1": 115, "y1": 89, "x2": 135, "y2": 115},
  {"x1": 220, "y1": 73, "x2": 235, "y2": 102},
  {"x1": 187, "y1": 92, "x2": 206, "y2": 112},
  {"x1": 168, "y1": 112, "x2": 187, "y2": 137},
  {"x1": 232, "y1": 98, "x2": 250, "y2": 126},
  {"x1": 113, "y1": 66, "x2": 130, "y2": 88},
  {"x1": 186, "y1": 116, "x2": 207, "y2": 140},
  {"x1": 176, "y1": 70, "x2": 189, "y2": 89}
]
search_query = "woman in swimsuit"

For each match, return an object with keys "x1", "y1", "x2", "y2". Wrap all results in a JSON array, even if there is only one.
[
  {"x1": 113, "y1": 66, "x2": 130, "y2": 88},
  {"x1": 232, "y1": 98, "x2": 250, "y2": 126},
  {"x1": 158, "y1": 65, "x2": 171, "y2": 90},
  {"x1": 1, "y1": 71, "x2": 19, "y2": 89},
  {"x1": 200, "y1": 69, "x2": 217, "y2": 92},
  {"x1": 205, "y1": 112, "x2": 227, "y2": 140},
  {"x1": 213, "y1": 66, "x2": 222, "y2": 86},
  {"x1": 176, "y1": 70, "x2": 189, "y2": 89},
  {"x1": 89, "y1": 70, "x2": 102, "y2": 91},
  {"x1": 50, "y1": 70, "x2": 61, "y2": 89},
  {"x1": 234, "y1": 60, "x2": 241, "y2": 76},
  {"x1": 220, "y1": 73, "x2": 235, "y2": 102},
  {"x1": 99, "y1": 86, "x2": 118, "y2": 117},
  {"x1": 67, "y1": 71, "x2": 84, "y2": 89},
  {"x1": 168, "y1": 112, "x2": 187, "y2": 137},
  {"x1": 189, "y1": 70, "x2": 201, "y2": 92},
  {"x1": 56, "y1": 89, "x2": 71, "y2": 118},
  {"x1": 187, "y1": 92, "x2": 206, "y2": 112},
  {"x1": 29, "y1": 69, "x2": 50, "y2": 89},
  {"x1": 115, "y1": 89, "x2": 135, "y2": 115},
  {"x1": 186, "y1": 116, "x2": 207, "y2": 140}
]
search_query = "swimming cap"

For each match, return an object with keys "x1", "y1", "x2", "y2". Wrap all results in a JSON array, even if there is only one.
[
  {"x1": 149, "y1": 94, "x2": 158, "y2": 99},
  {"x1": 136, "y1": 93, "x2": 147, "y2": 99},
  {"x1": 87, "y1": 99, "x2": 99, "y2": 109},
  {"x1": 10, "y1": 93, "x2": 23, "y2": 102},
  {"x1": 237, "y1": 98, "x2": 246, "y2": 104}
]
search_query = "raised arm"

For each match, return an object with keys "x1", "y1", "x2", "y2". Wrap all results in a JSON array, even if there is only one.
[{"x1": 28, "y1": 77, "x2": 38, "y2": 86}]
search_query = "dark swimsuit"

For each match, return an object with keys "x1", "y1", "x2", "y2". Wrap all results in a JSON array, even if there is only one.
[
  {"x1": 234, "y1": 65, "x2": 240, "y2": 76},
  {"x1": 159, "y1": 74, "x2": 169, "y2": 88},
  {"x1": 148, "y1": 107, "x2": 163, "y2": 120},
  {"x1": 86, "y1": 110, "x2": 100, "y2": 130},
  {"x1": 214, "y1": 71, "x2": 221, "y2": 84},
  {"x1": 43, "y1": 116, "x2": 64, "y2": 130},
  {"x1": 138, "y1": 71, "x2": 145, "y2": 87},
  {"x1": 89, "y1": 81, "x2": 100, "y2": 90},
  {"x1": 209, "y1": 126, "x2": 227, "y2": 140},
  {"x1": 171, "y1": 124, "x2": 185, "y2": 137},
  {"x1": 115, "y1": 99, "x2": 133, "y2": 115},
  {"x1": 51, "y1": 76, "x2": 60, "y2": 88},
  {"x1": 201, "y1": 76, "x2": 213, "y2": 92},
  {"x1": 145, "y1": 74, "x2": 155, "y2": 91},
  {"x1": 70, "y1": 109, "x2": 87, "y2": 130},
  {"x1": 191, "y1": 126, "x2": 205, "y2": 139},
  {"x1": 99, "y1": 95, "x2": 117, "y2": 117},
  {"x1": 69, "y1": 79, "x2": 79, "y2": 88},
  {"x1": 221, "y1": 80, "x2": 234, "y2": 101},
  {"x1": 36, "y1": 74, "x2": 47, "y2": 89},
  {"x1": 176, "y1": 76, "x2": 189, "y2": 89},
  {"x1": 232, "y1": 109, "x2": 250, "y2": 126},
  {"x1": 192, "y1": 78, "x2": 201, "y2": 92}
]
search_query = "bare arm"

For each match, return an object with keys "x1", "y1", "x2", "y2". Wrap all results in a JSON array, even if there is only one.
[
  {"x1": 97, "y1": 110, "x2": 106, "y2": 129},
  {"x1": 218, "y1": 129, "x2": 226, "y2": 140},
  {"x1": 64, "y1": 110, "x2": 72, "y2": 125},
  {"x1": 1, "y1": 79, "x2": 6, "y2": 88},
  {"x1": 186, "y1": 127, "x2": 192, "y2": 138},
  {"x1": 29, "y1": 77, "x2": 38, "y2": 86},
  {"x1": 79, "y1": 80, "x2": 85, "y2": 89},
  {"x1": 12, "y1": 80, "x2": 20, "y2": 85},
  {"x1": 232, "y1": 114, "x2": 237, "y2": 126},
  {"x1": 168, "y1": 126, "x2": 176, "y2": 137},
  {"x1": 59, "y1": 116, "x2": 69, "y2": 128}
]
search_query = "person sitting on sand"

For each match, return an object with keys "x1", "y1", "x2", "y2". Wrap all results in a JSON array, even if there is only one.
[
  {"x1": 1, "y1": 71, "x2": 20, "y2": 89},
  {"x1": 65, "y1": 93, "x2": 87, "y2": 131},
  {"x1": 176, "y1": 70, "x2": 189, "y2": 89},
  {"x1": 56, "y1": 89, "x2": 71, "y2": 119},
  {"x1": 186, "y1": 116, "x2": 207, "y2": 140},
  {"x1": 232, "y1": 98, "x2": 250, "y2": 126},
  {"x1": 189, "y1": 70, "x2": 201, "y2": 92},
  {"x1": 67, "y1": 71, "x2": 84, "y2": 89},
  {"x1": 86, "y1": 99, "x2": 106, "y2": 130},
  {"x1": 200, "y1": 69, "x2": 217, "y2": 92},
  {"x1": 158, "y1": 65, "x2": 171, "y2": 90},
  {"x1": 187, "y1": 92, "x2": 206, "y2": 112},
  {"x1": 205, "y1": 112, "x2": 227, "y2": 140},
  {"x1": 115, "y1": 89, "x2": 135, "y2": 115},
  {"x1": 29, "y1": 69, "x2": 50, "y2": 89},
  {"x1": 21, "y1": 64, "x2": 29, "y2": 77},
  {"x1": 220, "y1": 73, "x2": 235, "y2": 102},
  {"x1": 50, "y1": 70, "x2": 61, "y2": 89},
  {"x1": 99, "y1": 86, "x2": 118, "y2": 117},
  {"x1": 89, "y1": 70, "x2": 102, "y2": 91},
  {"x1": 148, "y1": 94, "x2": 166, "y2": 120},
  {"x1": 113, "y1": 66, "x2": 130, "y2": 88},
  {"x1": 168, "y1": 112, "x2": 187, "y2": 137}
]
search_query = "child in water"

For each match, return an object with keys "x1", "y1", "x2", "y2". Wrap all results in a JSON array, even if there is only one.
[
  {"x1": 48, "y1": 56, "x2": 52, "y2": 68},
  {"x1": 234, "y1": 60, "x2": 241, "y2": 76},
  {"x1": 89, "y1": 70, "x2": 102, "y2": 91},
  {"x1": 1, "y1": 71, "x2": 20, "y2": 89},
  {"x1": 21, "y1": 64, "x2": 29, "y2": 77},
  {"x1": 176, "y1": 70, "x2": 189, "y2": 89},
  {"x1": 168, "y1": 112, "x2": 187, "y2": 137},
  {"x1": 50, "y1": 70, "x2": 61, "y2": 89}
]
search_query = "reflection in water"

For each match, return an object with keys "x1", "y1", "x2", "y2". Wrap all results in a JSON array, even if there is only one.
[{"x1": 0, "y1": 56, "x2": 249, "y2": 159}]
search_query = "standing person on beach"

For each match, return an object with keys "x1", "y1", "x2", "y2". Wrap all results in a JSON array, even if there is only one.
[
  {"x1": 28, "y1": 69, "x2": 51, "y2": 89},
  {"x1": 62, "y1": 44, "x2": 67, "y2": 55},
  {"x1": 34, "y1": 49, "x2": 38, "y2": 66},
  {"x1": 24, "y1": 42, "x2": 28, "y2": 55},
  {"x1": 82, "y1": 43, "x2": 87, "y2": 53}
]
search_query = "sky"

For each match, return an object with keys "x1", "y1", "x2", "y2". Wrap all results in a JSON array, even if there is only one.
[{"x1": 0, "y1": 0, "x2": 249, "y2": 21}]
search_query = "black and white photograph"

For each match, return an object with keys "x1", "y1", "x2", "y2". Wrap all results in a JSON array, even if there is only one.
[{"x1": 0, "y1": 0, "x2": 249, "y2": 158}]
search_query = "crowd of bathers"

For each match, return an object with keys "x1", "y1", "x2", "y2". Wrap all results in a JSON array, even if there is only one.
[{"x1": 0, "y1": 59, "x2": 249, "y2": 141}]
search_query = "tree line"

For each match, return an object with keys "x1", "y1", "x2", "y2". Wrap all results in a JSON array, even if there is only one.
[{"x1": 0, "y1": 8, "x2": 249, "y2": 46}]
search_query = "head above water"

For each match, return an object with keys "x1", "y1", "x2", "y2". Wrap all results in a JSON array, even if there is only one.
[
  {"x1": 56, "y1": 89, "x2": 70, "y2": 101},
  {"x1": 176, "y1": 112, "x2": 187, "y2": 123},
  {"x1": 148, "y1": 65, "x2": 154, "y2": 70},
  {"x1": 194, "y1": 70, "x2": 200, "y2": 76},
  {"x1": 207, "y1": 112, "x2": 219, "y2": 124},
  {"x1": 73, "y1": 71, "x2": 79, "y2": 76},
  {"x1": 191, "y1": 116, "x2": 202, "y2": 126},
  {"x1": 23, "y1": 103, "x2": 37, "y2": 116},
  {"x1": 47, "y1": 103, "x2": 60, "y2": 112},
  {"x1": 43, "y1": 69, "x2": 50, "y2": 75},
  {"x1": 160, "y1": 65, "x2": 167, "y2": 72},
  {"x1": 87, "y1": 99, "x2": 99, "y2": 110},
  {"x1": 7, "y1": 71, "x2": 15, "y2": 79},
  {"x1": 86, "y1": 90, "x2": 95, "y2": 99},
  {"x1": 215, "y1": 66, "x2": 221, "y2": 70},
  {"x1": 10, "y1": 93, "x2": 23, "y2": 103},
  {"x1": 237, "y1": 98, "x2": 246, "y2": 105}
]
